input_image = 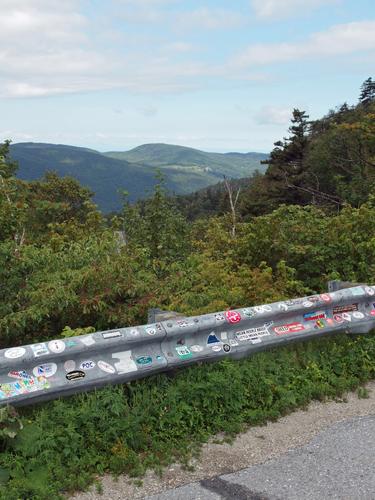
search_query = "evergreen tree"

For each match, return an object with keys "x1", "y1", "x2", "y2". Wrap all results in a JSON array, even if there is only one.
[{"x1": 359, "y1": 77, "x2": 375, "y2": 105}]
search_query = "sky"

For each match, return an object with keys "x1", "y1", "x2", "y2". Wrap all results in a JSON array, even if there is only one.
[{"x1": 0, "y1": 0, "x2": 374, "y2": 153}]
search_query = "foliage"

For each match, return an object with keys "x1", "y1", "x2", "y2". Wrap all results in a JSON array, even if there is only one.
[
  {"x1": 0, "y1": 406, "x2": 23, "y2": 446},
  {"x1": 0, "y1": 334, "x2": 374, "y2": 499}
]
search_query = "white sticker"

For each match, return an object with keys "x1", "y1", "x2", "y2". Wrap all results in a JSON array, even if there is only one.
[
  {"x1": 79, "y1": 360, "x2": 96, "y2": 370},
  {"x1": 221, "y1": 332, "x2": 228, "y2": 341},
  {"x1": 4, "y1": 347, "x2": 26, "y2": 359},
  {"x1": 229, "y1": 339, "x2": 239, "y2": 346},
  {"x1": 190, "y1": 345, "x2": 203, "y2": 353},
  {"x1": 33, "y1": 363, "x2": 57, "y2": 378},
  {"x1": 64, "y1": 360, "x2": 76, "y2": 372},
  {"x1": 48, "y1": 340, "x2": 66, "y2": 354},
  {"x1": 353, "y1": 311, "x2": 365, "y2": 319},
  {"x1": 212, "y1": 345, "x2": 222, "y2": 352},
  {"x1": 146, "y1": 326, "x2": 156, "y2": 335},
  {"x1": 31, "y1": 343, "x2": 49, "y2": 357},
  {"x1": 365, "y1": 286, "x2": 375, "y2": 296},
  {"x1": 80, "y1": 335, "x2": 95, "y2": 346},
  {"x1": 102, "y1": 331, "x2": 122, "y2": 339},
  {"x1": 98, "y1": 360, "x2": 116, "y2": 374},
  {"x1": 250, "y1": 338, "x2": 262, "y2": 344},
  {"x1": 112, "y1": 351, "x2": 138, "y2": 374},
  {"x1": 342, "y1": 312, "x2": 352, "y2": 322},
  {"x1": 303, "y1": 301, "x2": 314, "y2": 308}
]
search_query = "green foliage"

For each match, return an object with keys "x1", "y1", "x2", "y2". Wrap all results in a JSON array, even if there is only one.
[
  {"x1": 122, "y1": 174, "x2": 191, "y2": 276},
  {"x1": 0, "y1": 334, "x2": 374, "y2": 499},
  {"x1": 0, "y1": 406, "x2": 23, "y2": 447}
]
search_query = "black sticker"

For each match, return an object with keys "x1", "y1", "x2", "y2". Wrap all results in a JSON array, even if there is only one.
[
  {"x1": 66, "y1": 370, "x2": 85, "y2": 381},
  {"x1": 223, "y1": 344, "x2": 231, "y2": 353}
]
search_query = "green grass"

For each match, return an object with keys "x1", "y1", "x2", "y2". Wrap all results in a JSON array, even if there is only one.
[{"x1": 0, "y1": 333, "x2": 374, "y2": 500}]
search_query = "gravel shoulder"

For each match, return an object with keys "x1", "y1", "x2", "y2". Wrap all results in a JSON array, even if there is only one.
[{"x1": 71, "y1": 380, "x2": 375, "y2": 500}]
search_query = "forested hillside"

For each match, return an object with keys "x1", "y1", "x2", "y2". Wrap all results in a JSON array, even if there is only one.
[
  {"x1": 173, "y1": 79, "x2": 375, "y2": 220},
  {"x1": 0, "y1": 78, "x2": 374, "y2": 499},
  {"x1": 10, "y1": 142, "x2": 266, "y2": 212}
]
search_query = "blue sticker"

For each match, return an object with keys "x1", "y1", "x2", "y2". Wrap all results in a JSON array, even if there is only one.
[
  {"x1": 207, "y1": 333, "x2": 220, "y2": 344},
  {"x1": 136, "y1": 356, "x2": 152, "y2": 365}
]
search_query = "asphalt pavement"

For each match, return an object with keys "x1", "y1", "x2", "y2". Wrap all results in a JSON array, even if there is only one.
[{"x1": 146, "y1": 415, "x2": 375, "y2": 500}]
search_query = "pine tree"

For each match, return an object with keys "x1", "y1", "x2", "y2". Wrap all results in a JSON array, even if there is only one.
[{"x1": 359, "y1": 77, "x2": 375, "y2": 105}]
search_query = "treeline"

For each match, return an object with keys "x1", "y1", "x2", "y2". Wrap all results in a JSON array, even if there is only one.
[{"x1": 173, "y1": 78, "x2": 375, "y2": 220}]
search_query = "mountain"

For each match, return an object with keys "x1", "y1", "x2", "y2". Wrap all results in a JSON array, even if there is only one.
[
  {"x1": 10, "y1": 142, "x2": 267, "y2": 213},
  {"x1": 104, "y1": 143, "x2": 266, "y2": 178}
]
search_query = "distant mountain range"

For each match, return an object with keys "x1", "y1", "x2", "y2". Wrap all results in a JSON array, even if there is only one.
[{"x1": 10, "y1": 142, "x2": 267, "y2": 212}]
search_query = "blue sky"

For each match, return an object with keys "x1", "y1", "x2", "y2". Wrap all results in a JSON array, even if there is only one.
[{"x1": 1, "y1": 0, "x2": 374, "y2": 153}]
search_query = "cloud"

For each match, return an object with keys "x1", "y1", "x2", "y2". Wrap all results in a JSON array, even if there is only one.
[
  {"x1": 176, "y1": 7, "x2": 243, "y2": 30},
  {"x1": 233, "y1": 21, "x2": 375, "y2": 67},
  {"x1": 251, "y1": 0, "x2": 339, "y2": 19},
  {"x1": 255, "y1": 106, "x2": 292, "y2": 125}
]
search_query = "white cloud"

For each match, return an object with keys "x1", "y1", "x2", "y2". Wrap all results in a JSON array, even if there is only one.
[
  {"x1": 176, "y1": 7, "x2": 243, "y2": 30},
  {"x1": 251, "y1": 0, "x2": 339, "y2": 19},
  {"x1": 255, "y1": 106, "x2": 292, "y2": 125},
  {"x1": 233, "y1": 21, "x2": 375, "y2": 67}
]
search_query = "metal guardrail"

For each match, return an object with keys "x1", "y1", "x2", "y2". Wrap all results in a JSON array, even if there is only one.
[{"x1": 1, "y1": 284, "x2": 375, "y2": 407}]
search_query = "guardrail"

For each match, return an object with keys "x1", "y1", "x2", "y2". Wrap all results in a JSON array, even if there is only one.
[{"x1": 1, "y1": 284, "x2": 375, "y2": 407}]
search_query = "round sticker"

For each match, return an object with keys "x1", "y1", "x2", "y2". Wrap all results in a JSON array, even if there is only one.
[
  {"x1": 225, "y1": 310, "x2": 241, "y2": 324},
  {"x1": 98, "y1": 360, "x2": 116, "y2": 374},
  {"x1": 320, "y1": 294, "x2": 331, "y2": 303},
  {"x1": 48, "y1": 340, "x2": 65, "y2": 354},
  {"x1": 64, "y1": 360, "x2": 76, "y2": 372},
  {"x1": 190, "y1": 345, "x2": 203, "y2": 353},
  {"x1": 212, "y1": 345, "x2": 222, "y2": 352},
  {"x1": 303, "y1": 301, "x2": 313, "y2": 308},
  {"x1": 352, "y1": 311, "x2": 365, "y2": 319},
  {"x1": 136, "y1": 356, "x2": 152, "y2": 365},
  {"x1": 365, "y1": 286, "x2": 375, "y2": 296},
  {"x1": 4, "y1": 347, "x2": 26, "y2": 359},
  {"x1": 79, "y1": 360, "x2": 96, "y2": 370},
  {"x1": 223, "y1": 344, "x2": 231, "y2": 353},
  {"x1": 334, "y1": 314, "x2": 344, "y2": 323},
  {"x1": 33, "y1": 363, "x2": 57, "y2": 378}
]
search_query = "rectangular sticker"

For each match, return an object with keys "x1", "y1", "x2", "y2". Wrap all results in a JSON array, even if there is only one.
[
  {"x1": 102, "y1": 331, "x2": 122, "y2": 339},
  {"x1": 274, "y1": 322, "x2": 305, "y2": 335},
  {"x1": 236, "y1": 326, "x2": 270, "y2": 342},
  {"x1": 303, "y1": 311, "x2": 326, "y2": 321},
  {"x1": 333, "y1": 304, "x2": 358, "y2": 314}
]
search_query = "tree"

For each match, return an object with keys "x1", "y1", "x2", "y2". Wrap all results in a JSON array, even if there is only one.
[{"x1": 359, "y1": 77, "x2": 375, "y2": 106}]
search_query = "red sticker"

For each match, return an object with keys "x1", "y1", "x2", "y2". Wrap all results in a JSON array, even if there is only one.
[
  {"x1": 334, "y1": 314, "x2": 344, "y2": 323},
  {"x1": 320, "y1": 294, "x2": 331, "y2": 303},
  {"x1": 225, "y1": 310, "x2": 242, "y2": 324},
  {"x1": 274, "y1": 322, "x2": 305, "y2": 335},
  {"x1": 371, "y1": 311, "x2": 375, "y2": 317}
]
